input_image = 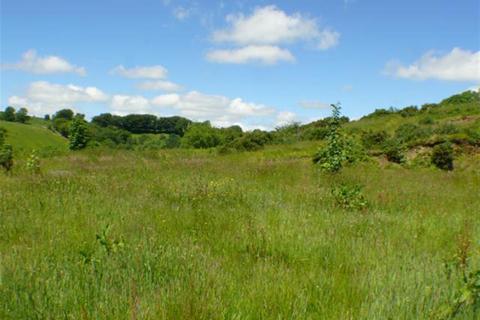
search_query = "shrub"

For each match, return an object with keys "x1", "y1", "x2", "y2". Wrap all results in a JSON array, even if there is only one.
[
  {"x1": 69, "y1": 116, "x2": 90, "y2": 150},
  {"x1": 431, "y1": 142, "x2": 454, "y2": 171},
  {"x1": 361, "y1": 130, "x2": 388, "y2": 148},
  {"x1": 181, "y1": 122, "x2": 222, "y2": 149},
  {"x1": 383, "y1": 139, "x2": 405, "y2": 164},
  {"x1": 0, "y1": 144, "x2": 13, "y2": 172},
  {"x1": 395, "y1": 123, "x2": 431, "y2": 143},
  {"x1": 301, "y1": 126, "x2": 329, "y2": 141},
  {"x1": 419, "y1": 116, "x2": 435, "y2": 125},
  {"x1": 399, "y1": 105, "x2": 418, "y2": 117},
  {"x1": 435, "y1": 123, "x2": 459, "y2": 135},
  {"x1": 313, "y1": 104, "x2": 348, "y2": 173},
  {"x1": 228, "y1": 130, "x2": 272, "y2": 151},
  {"x1": 26, "y1": 150, "x2": 41, "y2": 174},
  {"x1": 0, "y1": 127, "x2": 6, "y2": 145},
  {"x1": 331, "y1": 183, "x2": 368, "y2": 211}
]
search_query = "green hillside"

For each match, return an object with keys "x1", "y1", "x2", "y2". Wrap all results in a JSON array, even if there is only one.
[{"x1": 0, "y1": 119, "x2": 68, "y2": 155}]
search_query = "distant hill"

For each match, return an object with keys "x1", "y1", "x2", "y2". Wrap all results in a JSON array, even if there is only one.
[{"x1": 0, "y1": 119, "x2": 68, "y2": 155}]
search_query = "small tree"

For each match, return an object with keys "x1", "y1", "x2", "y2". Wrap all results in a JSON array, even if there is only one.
[
  {"x1": 431, "y1": 142, "x2": 454, "y2": 171},
  {"x1": 15, "y1": 108, "x2": 30, "y2": 123},
  {"x1": 69, "y1": 115, "x2": 89, "y2": 150},
  {"x1": 313, "y1": 103, "x2": 347, "y2": 173},
  {"x1": 26, "y1": 150, "x2": 41, "y2": 174},
  {"x1": 2, "y1": 106, "x2": 16, "y2": 122}
]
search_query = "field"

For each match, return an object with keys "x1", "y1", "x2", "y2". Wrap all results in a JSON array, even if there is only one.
[
  {"x1": 1, "y1": 145, "x2": 479, "y2": 319},
  {"x1": 0, "y1": 119, "x2": 67, "y2": 155}
]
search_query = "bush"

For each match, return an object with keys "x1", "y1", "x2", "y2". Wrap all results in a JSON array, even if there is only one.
[
  {"x1": 26, "y1": 150, "x2": 41, "y2": 174},
  {"x1": 431, "y1": 142, "x2": 454, "y2": 171},
  {"x1": 69, "y1": 116, "x2": 90, "y2": 150},
  {"x1": 181, "y1": 122, "x2": 222, "y2": 149},
  {"x1": 395, "y1": 123, "x2": 431, "y2": 143},
  {"x1": 419, "y1": 116, "x2": 435, "y2": 125},
  {"x1": 331, "y1": 183, "x2": 368, "y2": 211},
  {"x1": 382, "y1": 139, "x2": 405, "y2": 164},
  {"x1": 435, "y1": 123, "x2": 459, "y2": 135},
  {"x1": 399, "y1": 106, "x2": 418, "y2": 117},
  {"x1": 0, "y1": 144, "x2": 13, "y2": 172},
  {"x1": 313, "y1": 104, "x2": 348, "y2": 173},
  {"x1": 361, "y1": 130, "x2": 388, "y2": 148},
  {"x1": 0, "y1": 127, "x2": 6, "y2": 145},
  {"x1": 301, "y1": 126, "x2": 329, "y2": 141}
]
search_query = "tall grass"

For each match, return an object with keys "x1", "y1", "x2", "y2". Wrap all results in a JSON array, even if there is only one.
[{"x1": 1, "y1": 148, "x2": 479, "y2": 319}]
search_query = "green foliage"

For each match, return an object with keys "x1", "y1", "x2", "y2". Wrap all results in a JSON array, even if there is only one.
[
  {"x1": 53, "y1": 108, "x2": 75, "y2": 121},
  {"x1": 227, "y1": 129, "x2": 273, "y2": 152},
  {"x1": 69, "y1": 116, "x2": 90, "y2": 151},
  {"x1": 181, "y1": 122, "x2": 222, "y2": 149},
  {"x1": 399, "y1": 105, "x2": 419, "y2": 117},
  {"x1": 26, "y1": 150, "x2": 41, "y2": 174},
  {"x1": 395, "y1": 123, "x2": 431, "y2": 144},
  {"x1": 0, "y1": 127, "x2": 6, "y2": 145},
  {"x1": 95, "y1": 225, "x2": 124, "y2": 255},
  {"x1": 441, "y1": 90, "x2": 480, "y2": 105},
  {"x1": 435, "y1": 123, "x2": 459, "y2": 135},
  {"x1": 361, "y1": 130, "x2": 389, "y2": 148},
  {"x1": 52, "y1": 118, "x2": 71, "y2": 138},
  {"x1": 0, "y1": 144, "x2": 13, "y2": 171},
  {"x1": 313, "y1": 104, "x2": 349, "y2": 173},
  {"x1": 431, "y1": 142, "x2": 454, "y2": 171},
  {"x1": 15, "y1": 108, "x2": 30, "y2": 123},
  {"x1": 383, "y1": 139, "x2": 405, "y2": 164},
  {"x1": 1, "y1": 106, "x2": 16, "y2": 122},
  {"x1": 419, "y1": 116, "x2": 435, "y2": 125},
  {"x1": 331, "y1": 183, "x2": 368, "y2": 211}
]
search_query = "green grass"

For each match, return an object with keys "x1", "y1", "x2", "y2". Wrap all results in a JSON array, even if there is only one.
[
  {"x1": 0, "y1": 120, "x2": 68, "y2": 156},
  {"x1": 1, "y1": 146, "x2": 479, "y2": 319}
]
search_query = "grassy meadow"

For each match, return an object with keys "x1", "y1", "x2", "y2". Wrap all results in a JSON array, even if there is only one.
[{"x1": 1, "y1": 145, "x2": 479, "y2": 319}]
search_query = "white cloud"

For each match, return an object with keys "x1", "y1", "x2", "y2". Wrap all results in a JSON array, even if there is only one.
[
  {"x1": 212, "y1": 5, "x2": 339, "y2": 49},
  {"x1": 276, "y1": 111, "x2": 297, "y2": 126},
  {"x1": 111, "y1": 65, "x2": 168, "y2": 79},
  {"x1": 151, "y1": 94, "x2": 180, "y2": 107},
  {"x1": 173, "y1": 6, "x2": 191, "y2": 20},
  {"x1": 299, "y1": 100, "x2": 330, "y2": 109},
  {"x1": 2, "y1": 49, "x2": 86, "y2": 75},
  {"x1": 119, "y1": 90, "x2": 276, "y2": 127},
  {"x1": 467, "y1": 85, "x2": 479, "y2": 92},
  {"x1": 110, "y1": 95, "x2": 151, "y2": 115},
  {"x1": 8, "y1": 81, "x2": 108, "y2": 116},
  {"x1": 206, "y1": 45, "x2": 295, "y2": 65},
  {"x1": 386, "y1": 48, "x2": 480, "y2": 82},
  {"x1": 137, "y1": 80, "x2": 183, "y2": 92}
]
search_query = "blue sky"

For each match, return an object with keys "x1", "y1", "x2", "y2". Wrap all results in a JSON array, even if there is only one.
[{"x1": 1, "y1": 0, "x2": 479, "y2": 129}]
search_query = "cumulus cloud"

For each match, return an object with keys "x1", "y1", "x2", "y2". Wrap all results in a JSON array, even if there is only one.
[
  {"x1": 8, "y1": 81, "x2": 108, "y2": 116},
  {"x1": 118, "y1": 91, "x2": 276, "y2": 127},
  {"x1": 2, "y1": 49, "x2": 86, "y2": 75},
  {"x1": 110, "y1": 95, "x2": 152, "y2": 115},
  {"x1": 385, "y1": 48, "x2": 480, "y2": 82},
  {"x1": 212, "y1": 5, "x2": 339, "y2": 49},
  {"x1": 206, "y1": 45, "x2": 295, "y2": 64},
  {"x1": 150, "y1": 93, "x2": 180, "y2": 107},
  {"x1": 137, "y1": 80, "x2": 183, "y2": 92},
  {"x1": 111, "y1": 65, "x2": 168, "y2": 79},
  {"x1": 276, "y1": 111, "x2": 297, "y2": 126},
  {"x1": 299, "y1": 100, "x2": 330, "y2": 109},
  {"x1": 8, "y1": 81, "x2": 283, "y2": 129}
]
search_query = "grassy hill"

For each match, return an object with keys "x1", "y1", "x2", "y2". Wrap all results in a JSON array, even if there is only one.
[{"x1": 0, "y1": 119, "x2": 68, "y2": 156}]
